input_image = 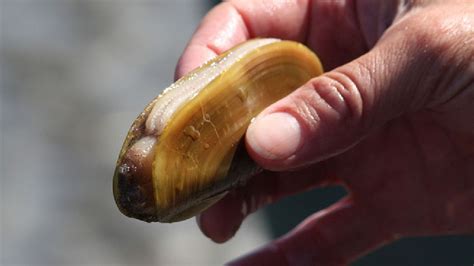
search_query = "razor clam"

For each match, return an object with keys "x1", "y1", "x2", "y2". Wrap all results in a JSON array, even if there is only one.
[{"x1": 113, "y1": 38, "x2": 323, "y2": 223}]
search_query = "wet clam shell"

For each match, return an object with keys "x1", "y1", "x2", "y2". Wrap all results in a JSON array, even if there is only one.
[{"x1": 113, "y1": 38, "x2": 323, "y2": 222}]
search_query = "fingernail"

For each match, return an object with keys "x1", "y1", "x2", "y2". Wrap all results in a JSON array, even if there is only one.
[{"x1": 247, "y1": 112, "x2": 302, "y2": 160}]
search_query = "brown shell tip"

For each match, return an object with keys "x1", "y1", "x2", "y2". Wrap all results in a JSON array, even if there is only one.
[{"x1": 114, "y1": 160, "x2": 158, "y2": 222}]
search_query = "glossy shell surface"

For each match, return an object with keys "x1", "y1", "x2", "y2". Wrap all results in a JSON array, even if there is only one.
[{"x1": 113, "y1": 39, "x2": 323, "y2": 222}]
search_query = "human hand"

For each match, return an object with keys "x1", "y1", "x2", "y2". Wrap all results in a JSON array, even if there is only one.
[{"x1": 175, "y1": 0, "x2": 474, "y2": 265}]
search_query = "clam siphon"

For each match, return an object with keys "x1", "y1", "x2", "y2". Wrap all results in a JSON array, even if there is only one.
[{"x1": 113, "y1": 38, "x2": 323, "y2": 223}]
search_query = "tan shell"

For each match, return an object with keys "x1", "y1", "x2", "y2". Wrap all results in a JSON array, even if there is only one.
[{"x1": 113, "y1": 38, "x2": 323, "y2": 222}]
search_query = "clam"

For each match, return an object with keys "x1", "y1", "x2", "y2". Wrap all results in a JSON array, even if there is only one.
[{"x1": 113, "y1": 38, "x2": 323, "y2": 222}]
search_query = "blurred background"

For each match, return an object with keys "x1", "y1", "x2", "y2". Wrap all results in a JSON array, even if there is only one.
[{"x1": 1, "y1": 1, "x2": 472, "y2": 265}]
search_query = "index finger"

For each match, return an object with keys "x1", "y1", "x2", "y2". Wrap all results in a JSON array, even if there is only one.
[{"x1": 175, "y1": 0, "x2": 311, "y2": 79}]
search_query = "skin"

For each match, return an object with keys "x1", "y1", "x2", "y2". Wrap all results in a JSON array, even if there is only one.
[{"x1": 175, "y1": 0, "x2": 474, "y2": 265}]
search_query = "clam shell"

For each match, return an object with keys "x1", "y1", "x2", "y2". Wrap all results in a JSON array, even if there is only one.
[{"x1": 113, "y1": 38, "x2": 323, "y2": 222}]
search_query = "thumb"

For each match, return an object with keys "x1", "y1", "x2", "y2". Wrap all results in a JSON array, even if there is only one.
[{"x1": 245, "y1": 27, "x2": 437, "y2": 171}]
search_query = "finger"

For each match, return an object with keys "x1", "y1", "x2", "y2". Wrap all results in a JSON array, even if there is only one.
[
  {"x1": 245, "y1": 15, "x2": 447, "y2": 170},
  {"x1": 175, "y1": 0, "x2": 311, "y2": 78},
  {"x1": 176, "y1": 0, "x2": 375, "y2": 79},
  {"x1": 175, "y1": 2, "x2": 249, "y2": 79},
  {"x1": 197, "y1": 162, "x2": 339, "y2": 243},
  {"x1": 175, "y1": 0, "x2": 312, "y2": 78},
  {"x1": 227, "y1": 197, "x2": 395, "y2": 265}
]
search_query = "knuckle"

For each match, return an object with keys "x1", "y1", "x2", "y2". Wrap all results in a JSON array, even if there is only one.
[
  {"x1": 391, "y1": 5, "x2": 474, "y2": 106},
  {"x1": 307, "y1": 71, "x2": 367, "y2": 128},
  {"x1": 395, "y1": 5, "x2": 473, "y2": 59},
  {"x1": 279, "y1": 69, "x2": 369, "y2": 134}
]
